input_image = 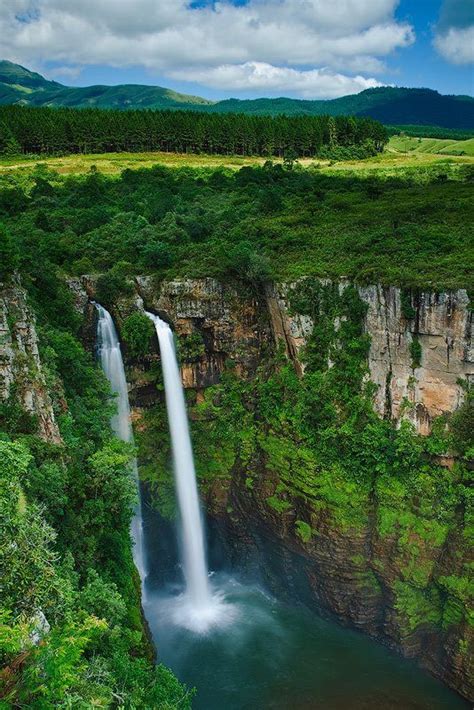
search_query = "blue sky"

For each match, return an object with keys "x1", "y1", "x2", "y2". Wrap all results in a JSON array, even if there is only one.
[{"x1": 1, "y1": 0, "x2": 473, "y2": 99}]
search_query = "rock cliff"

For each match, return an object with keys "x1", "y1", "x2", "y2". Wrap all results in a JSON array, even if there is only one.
[
  {"x1": 0, "y1": 279, "x2": 61, "y2": 444},
  {"x1": 266, "y1": 282, "x2": 472, "y2": 435}
]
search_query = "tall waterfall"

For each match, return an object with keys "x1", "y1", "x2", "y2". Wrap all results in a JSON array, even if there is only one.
[
  {"x1": 146, "y1": 312, "x2": 212, "y2": 614},
  {"x1": 95, "y1": 304, "x2": 146, "y2": 584}
]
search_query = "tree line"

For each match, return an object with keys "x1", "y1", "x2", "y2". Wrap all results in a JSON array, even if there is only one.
[{"x1": 0, "y1": 105, "x2": 388, "y2": 157}]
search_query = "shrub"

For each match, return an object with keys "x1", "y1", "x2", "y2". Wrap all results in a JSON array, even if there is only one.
[
  {"x1": 0, "y1": 224, "x2": 19, "y2": 281},
  {"x1": 410, "y1": 336, "x2": 422, "y2": 369},
  {"x1": 139, "y1": 240, "x2": 173, "y2": 269},
  {"x1": 178, "y1": 331, "x2": 206, "y2": 363},
  {"x1": 121, "y1": 312, "x2": 155, "y2": 360},
  {"x1": 295, "y1": 520, "x2": 312, "y2": 543},
  {"x1": 401, "y1": 290, "x2": 416, "y2": 320}
]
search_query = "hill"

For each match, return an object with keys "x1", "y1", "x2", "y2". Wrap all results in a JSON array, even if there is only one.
[
  {"x1": 388, "y1": 134, "x2": 474, "y2": 156},
  {"x1": 0, "y1": 60, "x2": 213, "y2": 110},
  {"x1": 1, "y1": 60, "x2": 473, "y2": 129}
]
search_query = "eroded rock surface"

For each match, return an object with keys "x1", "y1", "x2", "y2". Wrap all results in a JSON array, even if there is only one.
[
  {"x1": 270, "y1": 282, "x2": 473, "y2": 434},
  {"x1": 0, "y1": 279, "x2": 61, "y2": 444}
]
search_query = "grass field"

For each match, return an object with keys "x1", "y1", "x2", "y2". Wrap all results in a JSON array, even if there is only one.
[
  {"x1": 0, "y1": 140, "x2": 473, "y2": 180},
  {"x1": 388, "y1": 134, "x2": 474, "y2": 156}
]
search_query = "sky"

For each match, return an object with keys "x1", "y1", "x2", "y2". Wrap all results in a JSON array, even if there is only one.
[{"x1": 0, "y1": 0, "x2": 473, "y2": 100}]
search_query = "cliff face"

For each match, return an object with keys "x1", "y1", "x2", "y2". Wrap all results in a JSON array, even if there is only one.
[
  {"x1": 0, "y1": 279, "x2": 61, "y2": 444},
  {"x1": 267, "y1": 282, "x2": 473, "y2": 435},
  {"x1": 136, "y1": 276, "x2": 271, "y2": 386},
  {"x1": 69, "y1": 275, "x2": 473, "y2": 701}
]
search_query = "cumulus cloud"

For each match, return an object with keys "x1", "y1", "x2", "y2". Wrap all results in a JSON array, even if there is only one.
[
  {"x1": 0, "y1": 0, "x2": 415, "y2": 97},
  {"x1": 170, "y1": 62, "x2": 385, "y2": 99},
  {"x1": 433, "y1": 0, "x2": 474, "y2": 65},
  {"x1": 46, "y1": 65, "x2": 82, "y2": 80},
  {"x1": 434, "y1": 26, "x2": 474, "y2": 65}
]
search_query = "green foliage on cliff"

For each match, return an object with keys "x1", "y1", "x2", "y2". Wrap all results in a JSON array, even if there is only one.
[
  {"x1": 0, "y1": 159, "x2": 472, "y2": 291},
  {"x1": 410, "y1": 336, "x2": 422, "y2": 369},
  {"x1": 0, "y1": 273, "x2": 191, "y2": 707},
  {"x1": 122, "y1": 311, "x2": 155, "y2": 360},
  {"x1": 0, "y1": 223, "x2": 18, "y2": 281},
  {"x1": 178, "y1": 331, "x2": 206, "y2": 363}
]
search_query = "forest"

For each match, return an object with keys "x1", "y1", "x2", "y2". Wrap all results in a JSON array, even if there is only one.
[{"x1": 0, "y1": 105, "x2": 388, "y2": 158}]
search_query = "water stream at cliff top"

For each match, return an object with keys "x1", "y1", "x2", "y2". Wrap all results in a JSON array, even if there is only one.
[{"x1": 95, "y1": 304, "x2": 146, "y2": 585}]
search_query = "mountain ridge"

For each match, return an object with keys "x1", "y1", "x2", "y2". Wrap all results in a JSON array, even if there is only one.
[{"x1": 1, "y1": 60, "x2": 473, "y2": 128}]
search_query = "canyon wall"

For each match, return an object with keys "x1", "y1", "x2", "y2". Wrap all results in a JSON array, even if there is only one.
[
  {"x1": 68, "y1": 275, "x2": 473, "y2": 701},
  {"x1": 267, "y1": 281, "x2": 472, "y2": 435},
  {"x1": 0, "y1": 279, "x2": 61, "y2": 444}
]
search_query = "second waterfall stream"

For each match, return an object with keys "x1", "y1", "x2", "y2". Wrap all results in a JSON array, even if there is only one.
[
  {"x1": 95, "y1": 304, "x2": 147, "y2": 586},
  {"x1": 95, "y1": 303, "x2": 146, "y2": 592},
  {"x1": 146, "y1": 312, "x2": 223, "y2": 629}
]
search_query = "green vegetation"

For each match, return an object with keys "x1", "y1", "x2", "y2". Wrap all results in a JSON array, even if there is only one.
[
  {"x1": 295, "y1": 520, "x2": 313, "y2": 543},
  {"x1": 178, "y1": 332, "x2": 206, "y2": 363},
  {"x1": 410, "y1": 336, "x2": 422, "y2": 369},
  {"x1": 0, "y1": 160, "x2": 472, "y2": 291},
  {"x1": 387, "y1": 126, "x2": 474, "y2": 141},
  {"x1": 0, "y1": 105, "x2": 387, "y2": 158},
  {"x1": 122, "y1": 312, "x2": 155, "y2": 360},
  {"x1": 389, "y1": 134, "x2": 474, "y2": 156},
  {"x1": 0, "y1": 271, "x2": 192, "y2": 706},
  {"x1": 0, "y1": 60, "x2": 213, "y2": 111}
]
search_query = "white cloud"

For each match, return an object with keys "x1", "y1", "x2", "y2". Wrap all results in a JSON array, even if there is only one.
[
  {"x1": 434, "y1": 26, "x2": 474, "y2": 65},
  {"x1": 0, "y1": 0, "x2": 415, "y2": 97},
  {"x1": 45, "y1": 65, "x2": 82, "y2": 80},
  {"x1": 433, "y1": 0, "x2": 474, "y2": 66},
  {"x1": 170, "y1": 61, "x2": 385, "y2": 99}
]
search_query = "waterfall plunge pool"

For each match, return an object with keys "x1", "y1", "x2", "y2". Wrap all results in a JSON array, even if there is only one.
[{"x1": 143, "y1": 571, "x2": 468, "y2": 710}]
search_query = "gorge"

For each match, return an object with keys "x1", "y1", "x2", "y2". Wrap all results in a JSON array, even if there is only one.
[
  {"x1": 1, "y1": 158, "x2": 472, "y2": 708},
  {"x1": 63, "y1": 273, "x2": 472, "y2": 706}
]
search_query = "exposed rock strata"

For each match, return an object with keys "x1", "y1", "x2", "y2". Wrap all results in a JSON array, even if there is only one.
[
  {"x1": 136, "y1": 276, "x2": 271, "y2": 386},
  {"x1": 0, "y1": 279, "x2": 61, "y2": 444},
  {"x1": 267, "y1": 282, "x2": 472, "y2": 434}
]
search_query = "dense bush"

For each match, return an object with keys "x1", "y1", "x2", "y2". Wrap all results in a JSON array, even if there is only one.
[
  {"x1": 0, "y1": 224, "x2": 19, "y2": 281},
  {"x1": 0, "y1": 160, "x2": 472, "y2": 291},
  {"x1": 122, "y1": 312, "x2": 155, "y2": 359}
]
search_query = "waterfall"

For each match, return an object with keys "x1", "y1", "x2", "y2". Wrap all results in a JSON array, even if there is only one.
[
  {"x1": 95, "y1": 304, "x2": 146, "y2": 584},
  {"x1": 146, "y1": 312, "x2": 212, "y2": 614}
]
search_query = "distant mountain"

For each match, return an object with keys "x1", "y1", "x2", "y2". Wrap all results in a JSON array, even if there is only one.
[
  {"x1": 212, "y1": 88, "x2": 474, "y2": 129},
  {"x1": 0, "y1": 60, "x2": 213, "y2": 110},
  {"x1": 1, "y1": 60, "x2": 473, "y2": 129}
]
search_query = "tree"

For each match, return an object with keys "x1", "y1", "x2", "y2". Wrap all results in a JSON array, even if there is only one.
[
  {"x1": 0, "y1": 224, "x2": 19, "y2": 281},
  {"x1": 140, "y1": 240, "x2": 173, "y2": 269}
]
